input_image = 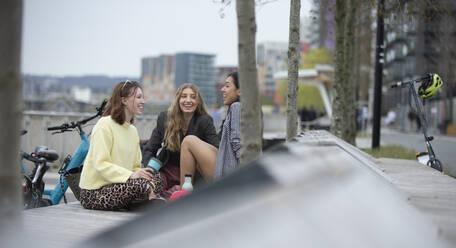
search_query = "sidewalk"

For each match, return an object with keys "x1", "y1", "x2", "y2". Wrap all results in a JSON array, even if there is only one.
[
  {"x1": 383, "y1": 127, "x2": 456, "y2": 142},
  {"x1": 355, "y1": 127, "x2": 456, "y2": 149}
]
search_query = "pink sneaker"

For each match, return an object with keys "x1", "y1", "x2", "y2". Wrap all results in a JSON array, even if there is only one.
[{"x1": 168, "y1": 190, "x2": 191, "y2": 203}]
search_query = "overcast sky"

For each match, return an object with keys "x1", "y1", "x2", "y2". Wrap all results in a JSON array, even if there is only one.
[{"x1": 22, "y1": 0, "x2": 312, "y2": 78}]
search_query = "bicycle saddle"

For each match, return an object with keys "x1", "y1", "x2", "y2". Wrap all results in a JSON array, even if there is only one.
[{"x1": 35, "y1": 146, "x2": 59, "y2": 162}]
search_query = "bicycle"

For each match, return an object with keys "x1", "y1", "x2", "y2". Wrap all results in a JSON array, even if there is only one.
[
  {"x1": 21, "y1": 130, "x2": 59, "y2": 208},
  {"x1": 390, "y1": 73, "x2": 443, "y2": 172},
  {"x1": 21, "y1": 99, "x2": 107, "y2": 209}
]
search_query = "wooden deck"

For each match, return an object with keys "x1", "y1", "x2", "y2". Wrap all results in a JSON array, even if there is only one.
[
  {"x1": 375, "y1": 158, "x2": 456, "y2": 244},
  {"x1": 20, "y1": 131, "x2": 456, "y2": 247},
  {"x1": 22, "y1": 202, "x2": 140, "y2": 247}
]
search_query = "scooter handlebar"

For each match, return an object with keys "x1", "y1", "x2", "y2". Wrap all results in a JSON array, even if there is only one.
[
  {"x1": 390, "y1": 74, "x2": 432, "y2": 89},
  {"x1": 390, "y1": 82, "x2": 402, "y2": 88}
]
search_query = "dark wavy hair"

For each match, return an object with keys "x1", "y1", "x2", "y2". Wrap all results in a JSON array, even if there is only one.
[
  {"x1": 103, "y1": 80, "x2": 141, "y2": 125},
  {"x1": 227, "y1": 71, "x2": 239, "y2": 89},
  {"x1": 219, "y1": 72, "x2": 240, "y2": 136}
]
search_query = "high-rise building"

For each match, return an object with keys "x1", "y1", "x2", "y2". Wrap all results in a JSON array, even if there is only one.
[
  {"x1": 308, "y1": 0, "x2": 336, "y2": 51},
  {"x1": 141, "y1": 55, "x2": 175, "y2": 104},
  {"x1": 175, "y1": 52, "x2": 216, "y2": 106},
  {"x1": 384, "y1": 0, "x2": 456, "y2": 130},
  {"x1": 257, "y1": 42, "x2": 288, "y2": 98}
]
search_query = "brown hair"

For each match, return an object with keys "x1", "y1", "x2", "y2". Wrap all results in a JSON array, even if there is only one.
[
  {"x1": 164, "y1": 83, "x2": 208, "y2": 152},
  {"x1": 103, "y1": 80, "x2": 141, "y2": 125}
]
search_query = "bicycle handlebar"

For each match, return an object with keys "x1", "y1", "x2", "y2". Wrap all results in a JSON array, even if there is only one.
[
  {"x1": 47, "y1": 123, "x2": 69, "y2": 131},
  {"x1": 46, "y1": 99, "x2": 108, "y2": 132}
]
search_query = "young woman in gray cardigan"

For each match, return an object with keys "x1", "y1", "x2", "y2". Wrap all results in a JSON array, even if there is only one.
[{"x1": 180, "y1": 72, "x2": 240, "y2": 183}]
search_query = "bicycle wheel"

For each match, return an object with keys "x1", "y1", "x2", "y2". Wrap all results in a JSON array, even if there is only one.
[
  {"x1": 427, "y1": 159, "x2": 443, "y2": 172},
  {"x1": 23, "y1": 176, "x2": 34, "y2": 209},
  {"x1": 39, "y1": 199, "x2": 53, "y2": 207},
  {"x1": 23, "y1": 180, "x2": 46, "y2": 209}
]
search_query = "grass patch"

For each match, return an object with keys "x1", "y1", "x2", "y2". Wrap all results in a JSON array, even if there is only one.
[
  {"x1": 356, "y1": 131, "x2": 371, "y2": 138},
  {"x1": 362, "y1": 145, "x2": 416, "y2": 160}
]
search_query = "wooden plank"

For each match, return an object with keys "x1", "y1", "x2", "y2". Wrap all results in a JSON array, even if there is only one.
[{"x1": 22, "y1": 202, "x2": 140, "y2": 247}]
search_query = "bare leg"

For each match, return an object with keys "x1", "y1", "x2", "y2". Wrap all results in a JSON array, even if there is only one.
[
  {"x1": 180, "y1": 135, "x2": 218, "y2": 186},
  {"x1": 149, "y1": 190, "x2": 156, "y2": 200}
]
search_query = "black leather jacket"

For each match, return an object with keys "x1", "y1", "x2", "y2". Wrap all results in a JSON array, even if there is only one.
[{"x1": 142, "y1": 111, "x2": 219, "y2": 168}]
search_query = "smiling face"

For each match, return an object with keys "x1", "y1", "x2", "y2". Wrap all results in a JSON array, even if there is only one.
[
  {"x1": 123, "y1": 87, "x2": 145, "y2": 117},
  {"x1": 179, "y1": 87, "x2": 198, "y2": 114},
  {"x1": 221, "y1": 76, "x2": 240, "y2": 106}
]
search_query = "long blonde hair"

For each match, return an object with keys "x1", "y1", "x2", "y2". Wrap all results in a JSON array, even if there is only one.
[{"x1": 164, "y1": 83, "x2": 208, "y2": 152}]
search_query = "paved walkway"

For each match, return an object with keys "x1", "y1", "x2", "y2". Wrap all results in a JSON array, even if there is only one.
[{"x1": 355, "y1": 127, "x2": 456, "y2": 176}]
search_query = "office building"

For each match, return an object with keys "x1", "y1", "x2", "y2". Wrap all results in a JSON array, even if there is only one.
[
  {"x1": 175, "y1": 52, "x2": 216, "y2": 106},
  {"x1": 141, "y1": 55, "x2": 175, "y2": 104}
]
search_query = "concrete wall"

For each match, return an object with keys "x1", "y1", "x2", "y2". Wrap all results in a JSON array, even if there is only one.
[
  {"x1": 21, "y1": 111, "x2": 158, "y2": 167},
  {"x1": 20, "y1": 111, "x2": 290, "y2": 168}
]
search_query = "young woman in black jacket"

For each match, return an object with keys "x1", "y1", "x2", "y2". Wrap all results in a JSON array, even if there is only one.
[
  {"x1": 142, "y1": 84, "x2": 219, "y2": 198},
  {"x1": 180, "y1": 72, "x2": 240, "y2": 183}
]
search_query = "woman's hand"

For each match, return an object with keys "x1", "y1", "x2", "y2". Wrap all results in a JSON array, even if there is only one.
[{"x1": 130, "y1": 168, "x2": 155, "y2": 181}]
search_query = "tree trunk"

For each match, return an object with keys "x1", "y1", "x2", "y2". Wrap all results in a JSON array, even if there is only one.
[
  {"x1": 343, "y1": 0, "x2": 357, "y2": 145},
  {"x1": 331, "y1": 0, "x2": 357, "y2": 145},
  {"x1": 330, "y1": 0, "x2": 347, "y2": 139},
  {"x1": 236, "y1": 0, "x2": 262, "y2": 164},
  {"x1": 0, "y1": 0, "x2": 23, "y2": 235},
  {"x1": 442, "y1": 12, "x2": 455, "y2": 124},
  {"x1": 286, "y1": 0, "x2": 301, "y2": 141}
]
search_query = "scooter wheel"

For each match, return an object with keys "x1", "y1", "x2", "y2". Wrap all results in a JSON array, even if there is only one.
[{"x1": 428, "y1": 159, "x2": 443, "y2": 172}]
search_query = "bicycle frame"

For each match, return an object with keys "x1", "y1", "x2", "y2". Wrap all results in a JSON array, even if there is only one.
[
  {"x1": 21, "y1": 99, "x2": 106, "y2": 208},
  {"x1": 43, "y1": 133, "x2": 89, "y2": 205}
]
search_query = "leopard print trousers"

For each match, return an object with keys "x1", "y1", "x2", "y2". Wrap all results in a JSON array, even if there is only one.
[{"x1": 80, "y1": 172, "x2": 164, "y2": 211}]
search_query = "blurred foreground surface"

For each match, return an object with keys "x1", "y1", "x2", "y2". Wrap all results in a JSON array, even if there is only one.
[{"x1": 15, "y1": 131, "x2": 456, "y2": 248}]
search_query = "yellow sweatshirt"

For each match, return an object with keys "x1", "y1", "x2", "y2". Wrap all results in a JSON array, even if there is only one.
[{"x1": 79, "y1": 116, "x2": 142, "y2": 190}]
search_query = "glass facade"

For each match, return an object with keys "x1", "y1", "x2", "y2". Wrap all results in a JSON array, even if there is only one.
[{"x1": 175, "y1": 53, "x2": 216, "y2": 106}]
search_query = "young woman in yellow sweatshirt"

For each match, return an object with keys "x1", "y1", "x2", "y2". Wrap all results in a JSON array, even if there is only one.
[{"x1": 79, "y1": 80, "x2": 163, "y2": 210}]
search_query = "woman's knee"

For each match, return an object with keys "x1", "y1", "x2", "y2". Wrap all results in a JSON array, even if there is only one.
[{"x1": 181, "y1": 135, "x2": 200, "y2": 148}]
